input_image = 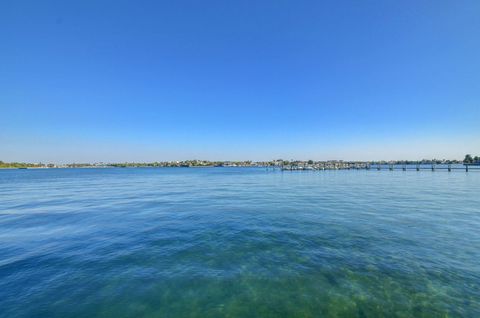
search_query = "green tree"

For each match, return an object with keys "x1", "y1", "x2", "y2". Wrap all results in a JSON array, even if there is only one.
[{"x1": 464, "y1": 154, "x2": 473, "y2": 163}]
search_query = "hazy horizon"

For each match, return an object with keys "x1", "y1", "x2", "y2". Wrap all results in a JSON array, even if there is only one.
[{"x1": 1, "y1": 1, "x2": 479, "y2": 163}]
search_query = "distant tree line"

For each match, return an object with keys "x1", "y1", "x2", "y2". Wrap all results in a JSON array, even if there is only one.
[
  {"x1": 0, "y1": 161, "x2": 43, "y2": 168},
  {"x1": 463, "y1": 154, "x2": 480, "y2": 164}
]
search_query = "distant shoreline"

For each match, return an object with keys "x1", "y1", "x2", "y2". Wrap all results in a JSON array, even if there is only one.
[
  {"x1": 2, "y1": 156, "x2": 479, "y2": 170},
  {"x1": 2, "y1": 163, "x2": 479, "y2": 172}
]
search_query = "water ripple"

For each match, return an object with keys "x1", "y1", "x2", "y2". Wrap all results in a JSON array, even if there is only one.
[{"x1": 0, "y1": 168, "x2": 479, "y2": 317}]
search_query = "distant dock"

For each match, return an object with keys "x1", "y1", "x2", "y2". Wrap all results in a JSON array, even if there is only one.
[{"x1": 280, "y1": 163, "x2": 480, "y2": 172}]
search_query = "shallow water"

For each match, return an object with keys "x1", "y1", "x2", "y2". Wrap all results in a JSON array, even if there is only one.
[{"x1": 0, "y1": 168, "x2": 479, "y2": 317}]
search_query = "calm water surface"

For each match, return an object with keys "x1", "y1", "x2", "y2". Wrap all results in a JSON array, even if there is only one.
[{"x1": 0, "y1": 168, "x2": 479, "y2": 317}]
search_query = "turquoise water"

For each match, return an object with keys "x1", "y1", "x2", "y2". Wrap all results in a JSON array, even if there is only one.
[{"x1": 1, "y1": 168, "x2": 479, "y2": 317}]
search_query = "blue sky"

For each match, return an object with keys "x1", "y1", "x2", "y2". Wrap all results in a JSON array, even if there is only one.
[{"x1": 1, "y1": 0, "x2": 479, "y2": 162}]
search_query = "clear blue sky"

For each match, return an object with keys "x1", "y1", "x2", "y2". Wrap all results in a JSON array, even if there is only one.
[{"x1": 1, "y1": 1, "x2": 479, "y2": 163}]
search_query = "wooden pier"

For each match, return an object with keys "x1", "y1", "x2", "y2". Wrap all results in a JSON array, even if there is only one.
[{"x1": 280, "y1": 163, "x2": 479, "y2": 172}]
